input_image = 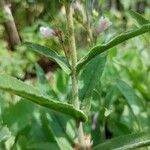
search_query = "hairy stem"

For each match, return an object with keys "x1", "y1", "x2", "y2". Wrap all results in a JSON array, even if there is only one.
[
  {"x1": 65, "y1": 1, "x2": 79, "y2": 109},
  {"x1": 64, "y1": 1, "x2": 85, "y2": 148}
]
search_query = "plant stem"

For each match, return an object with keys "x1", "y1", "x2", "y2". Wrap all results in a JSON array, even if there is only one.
[
  {"x1": 64, "y1": 1, "x2": 79, "y2": 109},
  {"x1": 0, "y1": 0, "x2": 21, "y2": 50},
  {"x1": 84, "y1": 0, "x2": 94, "y2": 46},
  {"x1": 64, "y1": 1, "x2": 85, "y2": 148}
]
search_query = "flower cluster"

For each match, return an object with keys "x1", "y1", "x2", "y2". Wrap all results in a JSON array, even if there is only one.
[
  {"x1": 96, "y1": 16, "x2": 112, "y2": 35},
  {"x1": 39, "y1": 26, "x2": 54, "y2": 38}
]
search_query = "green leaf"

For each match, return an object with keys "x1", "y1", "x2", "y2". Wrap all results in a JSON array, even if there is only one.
[
  {"x1": 35, "y1": 64, "x2": 75, "y2": 149},
  {"x1": 0, "y1": 126, "x2": 11, "y2": 142},
  {"x1": 0, "y1": 74, "x2": 87, "y2": 122},
  {"x1": 116, "y1": 80, "x2": 145, "y2": 129},
  {"x1": 25, "y1": 42, "x2": 71, "y2": 74},
  {"x1": 77, "y1": 23, "x2": 150, "y2": 73},
  {"x1": 2, "y1": 100, "x2": 35, "y2": 133},
  {"x1": 103, "y1": 85, "x2": 119, "y2": 108},
  {"x1": 55, "y1": 69, "x2": 69, "y2": 94},
  {"x1": 26, "y1": 142, "x2": 60, "y2": 150},
  {"x1": 93, "y1": 132, "x2": 150, "y2": 150},
  {"x1": 79, "y1": 54, "x2": 107, "y2": 101},
  {"x1": 107, "y1": 119, "x2": 131, "y2": 137},
  {"x1": 129, "y1": 10, "x2": 150, "y2": 25},
  {"x1": 40, "y1": 113, "x2": 62, "y2": 150},
  {"x1": 117, "y1": 80, "x2": 145, "y2": 112},
  {"x1": 35, "y1": 63, "x2": 57, "y2": 99},
  {"x1": 42, "y1": 113, "x2": 75, "y2": 150}
]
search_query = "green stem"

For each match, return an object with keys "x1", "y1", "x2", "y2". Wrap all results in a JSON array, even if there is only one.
[
  {"x1": 64, "y1": 1, "x2": 85, "y2": 148},
  {"x1": 65, "y1": 2, "x2": 79, "y2": 108}
]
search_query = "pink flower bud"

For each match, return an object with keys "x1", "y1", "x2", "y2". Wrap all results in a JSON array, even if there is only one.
[
  {"x1": 96, "y1": 16, "x2": 112, "y2": 35},
  {"x1": 39, "y1": 26, "x2": 54, "y2": 38},
  {"x1": 92, "y1": 112, "x2": 99, "y2": 130},
  {"x1": 71, "y1": 0, "x2": 79, "y2": 14}
]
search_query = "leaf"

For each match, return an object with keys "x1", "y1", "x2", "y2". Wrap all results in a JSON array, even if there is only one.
[
  {"x1": 129, "y1": 10, "x2": 149, "y2": 25},
  {"x1": 93, "y1": 132, "x2": 150, "y2": 150},
  {"x1": 40, "y1": 113, "x2": 62, "y2": 150},
  {"x1": 79, "y1": 54, "x2": 107, "y2": 101},
  {"x1": 42, "y1": 112, "x2": 75, "y2": 150},
  {"x1": 0, "y1": 126, "x2": 11, "y2": 142},
  {"x1": 55, "y1": 69, "x2": 69, "y2": 94},
  {"x1": 116, "y1": 80, "x2": 145, "y2": 129},
  {"x1": 26, "y1": 142, "x2": 60, "y2": 150},
  {"x1": 25, "y1": 42, "x2": 71, "y2": 74},
  {"x1": 107, "y1": 119, "x2": 131, "y2": 137},
  {"x1": 103, "y1": 85, "x2": 119, "y2": 108},
  {"x1": 0, "y1": 74, "x2": 87, "y2": 122},
  {"x1": 77, "y1": 23, "x2": 150, "y2": 73},
  {"x1": 117, "y1": 80, "x2": 145, "y2": 112},
  {"x1": 35, "y1": 64, "x2": 75, "y2": 149},
  {"x1": 35, "y1": 63, "x2": 57, "y2": 99},
  {"x1": 2, "y1": 100, "x2": 35, "y2": 133}
]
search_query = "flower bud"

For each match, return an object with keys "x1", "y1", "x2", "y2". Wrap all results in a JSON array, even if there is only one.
[
  {"x1": 39, "y1": 26, "x2": 54, "y2": 38},
  {"x1": 96, "y1": 16, "x2": 112, "y2": 35},
  {"x1": 71, "y1": 0, "x2": 79, "y2": 14},
  {"x1": 84, "y1": 135, "x2": 93, "y2": 148},
  {"x1": 92, "y1": 112, "x2": 99, "y2": 130}
]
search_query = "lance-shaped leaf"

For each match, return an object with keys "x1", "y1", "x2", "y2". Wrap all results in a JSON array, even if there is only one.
[
  {"x1": 79, "y1": 54, "x2": 107, "y2": 101},
  {"x1": 77, "y1": 23, "x2": 150, "y2": 73},
  {"x1": 35, "y1": 64, "x2": 76, "y2": 149},
  {"x1": 117, "y1": 80, "x2": 145, "y2": 110},
  {"x1": 93, "y1": 132, "x2": 150, "y2": 150},
  {"x1": 129, "y1": 10, "x2": 149, "y2": 25},
  {"x1": 0, "y1": 75, "x2": 87, "y2": 122},
  {"x1": 116, "y1": 80, "x2": 145, "y2": 129},
  {"x1": 25, "y1": 42, "x2": 71, "y2": 74}
]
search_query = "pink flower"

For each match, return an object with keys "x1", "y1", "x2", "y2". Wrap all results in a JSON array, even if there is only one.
[
  {"x1": 39, "y1": 26, "x2": 54, "y2": 37},
  {"x1": 96, "y1": 16, "x2": 112, "y2": 35},
  {"x1": 71, "y1": 0, "x2": 79, "y2": 13}
]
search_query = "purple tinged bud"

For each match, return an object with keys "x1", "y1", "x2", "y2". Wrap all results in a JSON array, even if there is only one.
[
  {"x1": 96, "y1": 16, "x2": 112, "y2": 35},
  {"x1": 39, "y1": 26, "x2": 54, "y2": 38},
  {"x1": 71, "y1": 0, "x2": 79, "y2": 13},
  {"x1": 92, "y1": 112, "x2": 99, "y2": 130}
]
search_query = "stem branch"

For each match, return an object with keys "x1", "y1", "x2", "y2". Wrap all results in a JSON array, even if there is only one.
[
  {"x1": 65, "y1": 1, "x2": 79, "y2": 108},
  {"x1": 64, "y1": 1, "x2": 85, "y2": 148}
]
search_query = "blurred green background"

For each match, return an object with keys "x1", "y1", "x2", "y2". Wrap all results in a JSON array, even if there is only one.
[{"x1": 0, "y1": 0, "x2": 150, "y2": 149}]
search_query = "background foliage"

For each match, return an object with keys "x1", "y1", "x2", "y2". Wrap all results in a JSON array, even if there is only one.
[{"x1": 0, "y1": 0, "x2": 150, "y2": 149}]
